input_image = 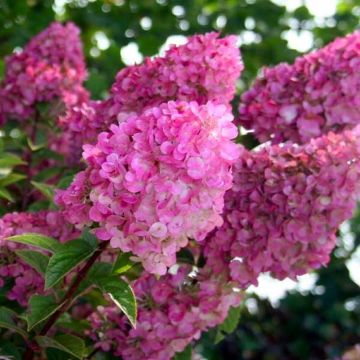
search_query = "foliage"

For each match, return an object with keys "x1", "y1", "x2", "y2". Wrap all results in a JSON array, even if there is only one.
[{"x1": 0, "y1": 1, "x2": 359, "y2": 360}]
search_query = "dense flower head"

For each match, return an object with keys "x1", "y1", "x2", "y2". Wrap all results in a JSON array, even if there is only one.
[
  {"x1": 87, "y1": 263, "x2": 241, "y2": 360},
  {"x1": 58, "y1": 33, "x2": 242, "y2": 149},
  {"x1": 238, "y1": 31, "x2": 360, "y2": 144},
  {"x1": 0, "y1": 21, "x2": 87, "y2": 122},
  {"x1": 56, "y1": 100, "x2": 241, "y2": 274},
  {"x1": 93, "y1": 32, "x2": 242, "y2": 130},
  {"x1": 204, "y1": 126, "x2": 360, "y2": 288},
  {"x1": 0, "y1": 211, "x2": 79, "y2": 305},
  {"x1": 55, "y1": 99, "x2": 105, "y2": 158}
]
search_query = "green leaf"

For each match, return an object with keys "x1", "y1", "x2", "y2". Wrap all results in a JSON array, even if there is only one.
[
  {"x1": 0, "y1": 307, "x2": 27, "y2": 339},
  {"x1": 27, "y1": 295, "x2": 60, "y2": 331},
  {"x1": 56, "y1": 174, "x2": 76, "y2": 189},
  {"x1": 0, "y1": 173, "x2": 26, "y2": 187},
  {"x1": 215, "y1": 305, "x2": 242, "y2": 344},
  {"x1": 27, "y1": 137, "x2": 46, "y2": 151},
  {"x1": 81, "y1": 228, "x2": 98, "y2": 248},
  {"x1": 0, "y1": 153, "x2": 25, "y2": 168},
  {"x1": 99, "y1": 277, "x2": 137, "y2": 327},
  {"x1": 15, "y1": 250, "x2": 49, "y2": 275},
  {"x1": 45, "y1": 239, "x2": 97, "y2": 289},
  {"x1": 7, "y1": 233, "x2": 61, "y2": 252},
  {"x1": 34, "y1": 167, "x2": 62, "y2": 182},
  {"x1": 36, "y1": 334, "x2": 87, "y2": 359},
  {"x1": 112, "y1": 252, "x2": 134, "y2": 275},
  {"x1": 174, "y1": 345, "x2": 192, "y2": 360},
  {"x1": 0, "y1": 187, "x2": 14, "y2": 202},
  {"x1": 74, "y1": 262, "x2": 112, "y2": 298},
  {"x1": 31, "y1": 181, "x2": 55, "y2": 201}
]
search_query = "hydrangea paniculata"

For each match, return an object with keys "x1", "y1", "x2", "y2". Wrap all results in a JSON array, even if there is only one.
[
  {"x1": 205, "y1": 126, "x2": 360, "y2": 287},
  {"x1": 56, "y1": 100, "x2": 241, "y2": 274},
  {"x1": 58, "y1": 32, "x2": 242, "y2": 147},
  {"x1": 87, "y1": 263, "x2": 240, "y2": 360},
  {"x1": 0, "y1": 22, "x2": 87, "y2": 123},
  {"x1": 238, "y1": 31, "x2": 360, "y2": 144}
]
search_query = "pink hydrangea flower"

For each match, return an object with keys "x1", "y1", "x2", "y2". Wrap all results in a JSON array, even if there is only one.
[
  {"x1": 205, "y1": 125, "x2": 360, "y2": 287},
  {"x1": 86, "y1": 262, "x2": 241, "y2": 360},
  {"x1": 0, "y1": 21, "x2": 87, "y2": 122},
  {"x1": 238, "y1": 31, "x2": 360, "y2": 144},
  {"x1": 58, "y1": 32, "x2": 242, "y2": 148},
  {"x1": 108, "y1": 32, "x2": 242, "y2": 114},
  {"x1": 56, "y1": 100, "x2": 241, "y2": 275}
]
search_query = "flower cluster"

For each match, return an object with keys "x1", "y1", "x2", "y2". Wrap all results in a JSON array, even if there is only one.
[
  {"x1": 0, "y1": 211, "x2": 78, "y2": 305},
  {"x1": 238, "y1": 31, "x2": 360, "y2": 144},
  {"x1": 56, "y1": 101, "x2": 240, "y2": 274},
  {"x1": 87, "y1": 263, "x2": 240, "y2": 360},
  {"x1": 204, "y1": 126, "x2": 360, "y2": 287},
  {"x1": 109, "y1": 32, "x2": 242, "y2": 113},
  {"x1": 58, "y1": 32, "x2": 242, "y2": 147},
  {"x1": 2, "y1": 20, "x2": 360, "y2": 360},
  {"x1": 0, "y1": 22, "x2": 87, "y2": 123}
]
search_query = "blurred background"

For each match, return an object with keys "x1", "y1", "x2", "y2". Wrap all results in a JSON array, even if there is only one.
[{"x1": 0, "y1": 0, "x2": 360, "y2": 359}]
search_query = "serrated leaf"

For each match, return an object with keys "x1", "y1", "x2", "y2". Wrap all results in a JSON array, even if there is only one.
[
  {"x1": 0, "y1": 187, "x2": 14, "y2": 202},
  {"x1": 0, "y1": 173, "x2": 26, "y2": 187},
  {"x1": 0, "y1": 153, "x2": 25, "y2": 168},
  {"x1": 7, "y1": 233, "x2": 61, "y2": 252},
  {"x1": 15, "y1": 250, "x2": 49, "y2": 275},
  {"x1": 27, "y1": 295, "x2": 61, "y2": 331},
  {"x1": 45, "y1": 239, "x2": 97, "y2": 289},
  {"x1": 36, "y1": 334, "x2": 87, "y2": 359},
  {"x1": 174, "y1": 345, "x2": 192, "y2": 360},
  {"x1": 99, "y1": 277, "x2": 137, "y2": 327},
  {"x1": 31, "y1": 181, "x2": 55, "y2": 201},
  {"x1": 112, "y1": 252, "x2": 134, "y2": 275},
  {"x1": 0, "y1": 307, "x2": 27, "y2": 339}
]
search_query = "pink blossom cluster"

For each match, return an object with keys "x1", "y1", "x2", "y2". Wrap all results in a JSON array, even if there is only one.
[
  {"x1": 87, "y1": 263, "x2": 240, "y2": 360},
  {"x1": 56, "y1": 100, "x2": 241, "y2": 275},
  {"x1": 108, "y1": 32, "x2": 242, "y2": 114},
  {"x1": 204, "y1": 126, "x2": 360, "y2": 288},
  {"x1": 0, "y1": 211, "x2": 78, "y2": 305},
  {"x1": 58, "y1": 32, "x2": 242, "y2": 147},
  {"x1": 0, "y1": 22, "x2": 88, "y2": 123},
  {"x1": 238, "y1": 31, "x2": 360, "y2": 144}
]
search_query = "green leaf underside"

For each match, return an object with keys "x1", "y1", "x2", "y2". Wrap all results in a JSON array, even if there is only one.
[
  {"x1": 36, "y1": 334, "x2": 87, "y2": 359},
  {"x1": 45, "y1": 239, "x2": 97, "y2": 289},
  {"x1": 0, "y1": 307, "x2": 27, "y2": 339},
  {"x1": 100, "y1": 277, "x2": 137, "y2": 328},
  {"x1": 15, "y1": 250, "x2": 49, "y2": 275},
  {"x1": 7, "y1": 233, "x2": 61, "y2": 252},
  {"x1": 27, "y1": 295, "x2": 60, "y2": 331},
  {"x1": 112, "y1": 252, "x2": 134, "y2": 274}
]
